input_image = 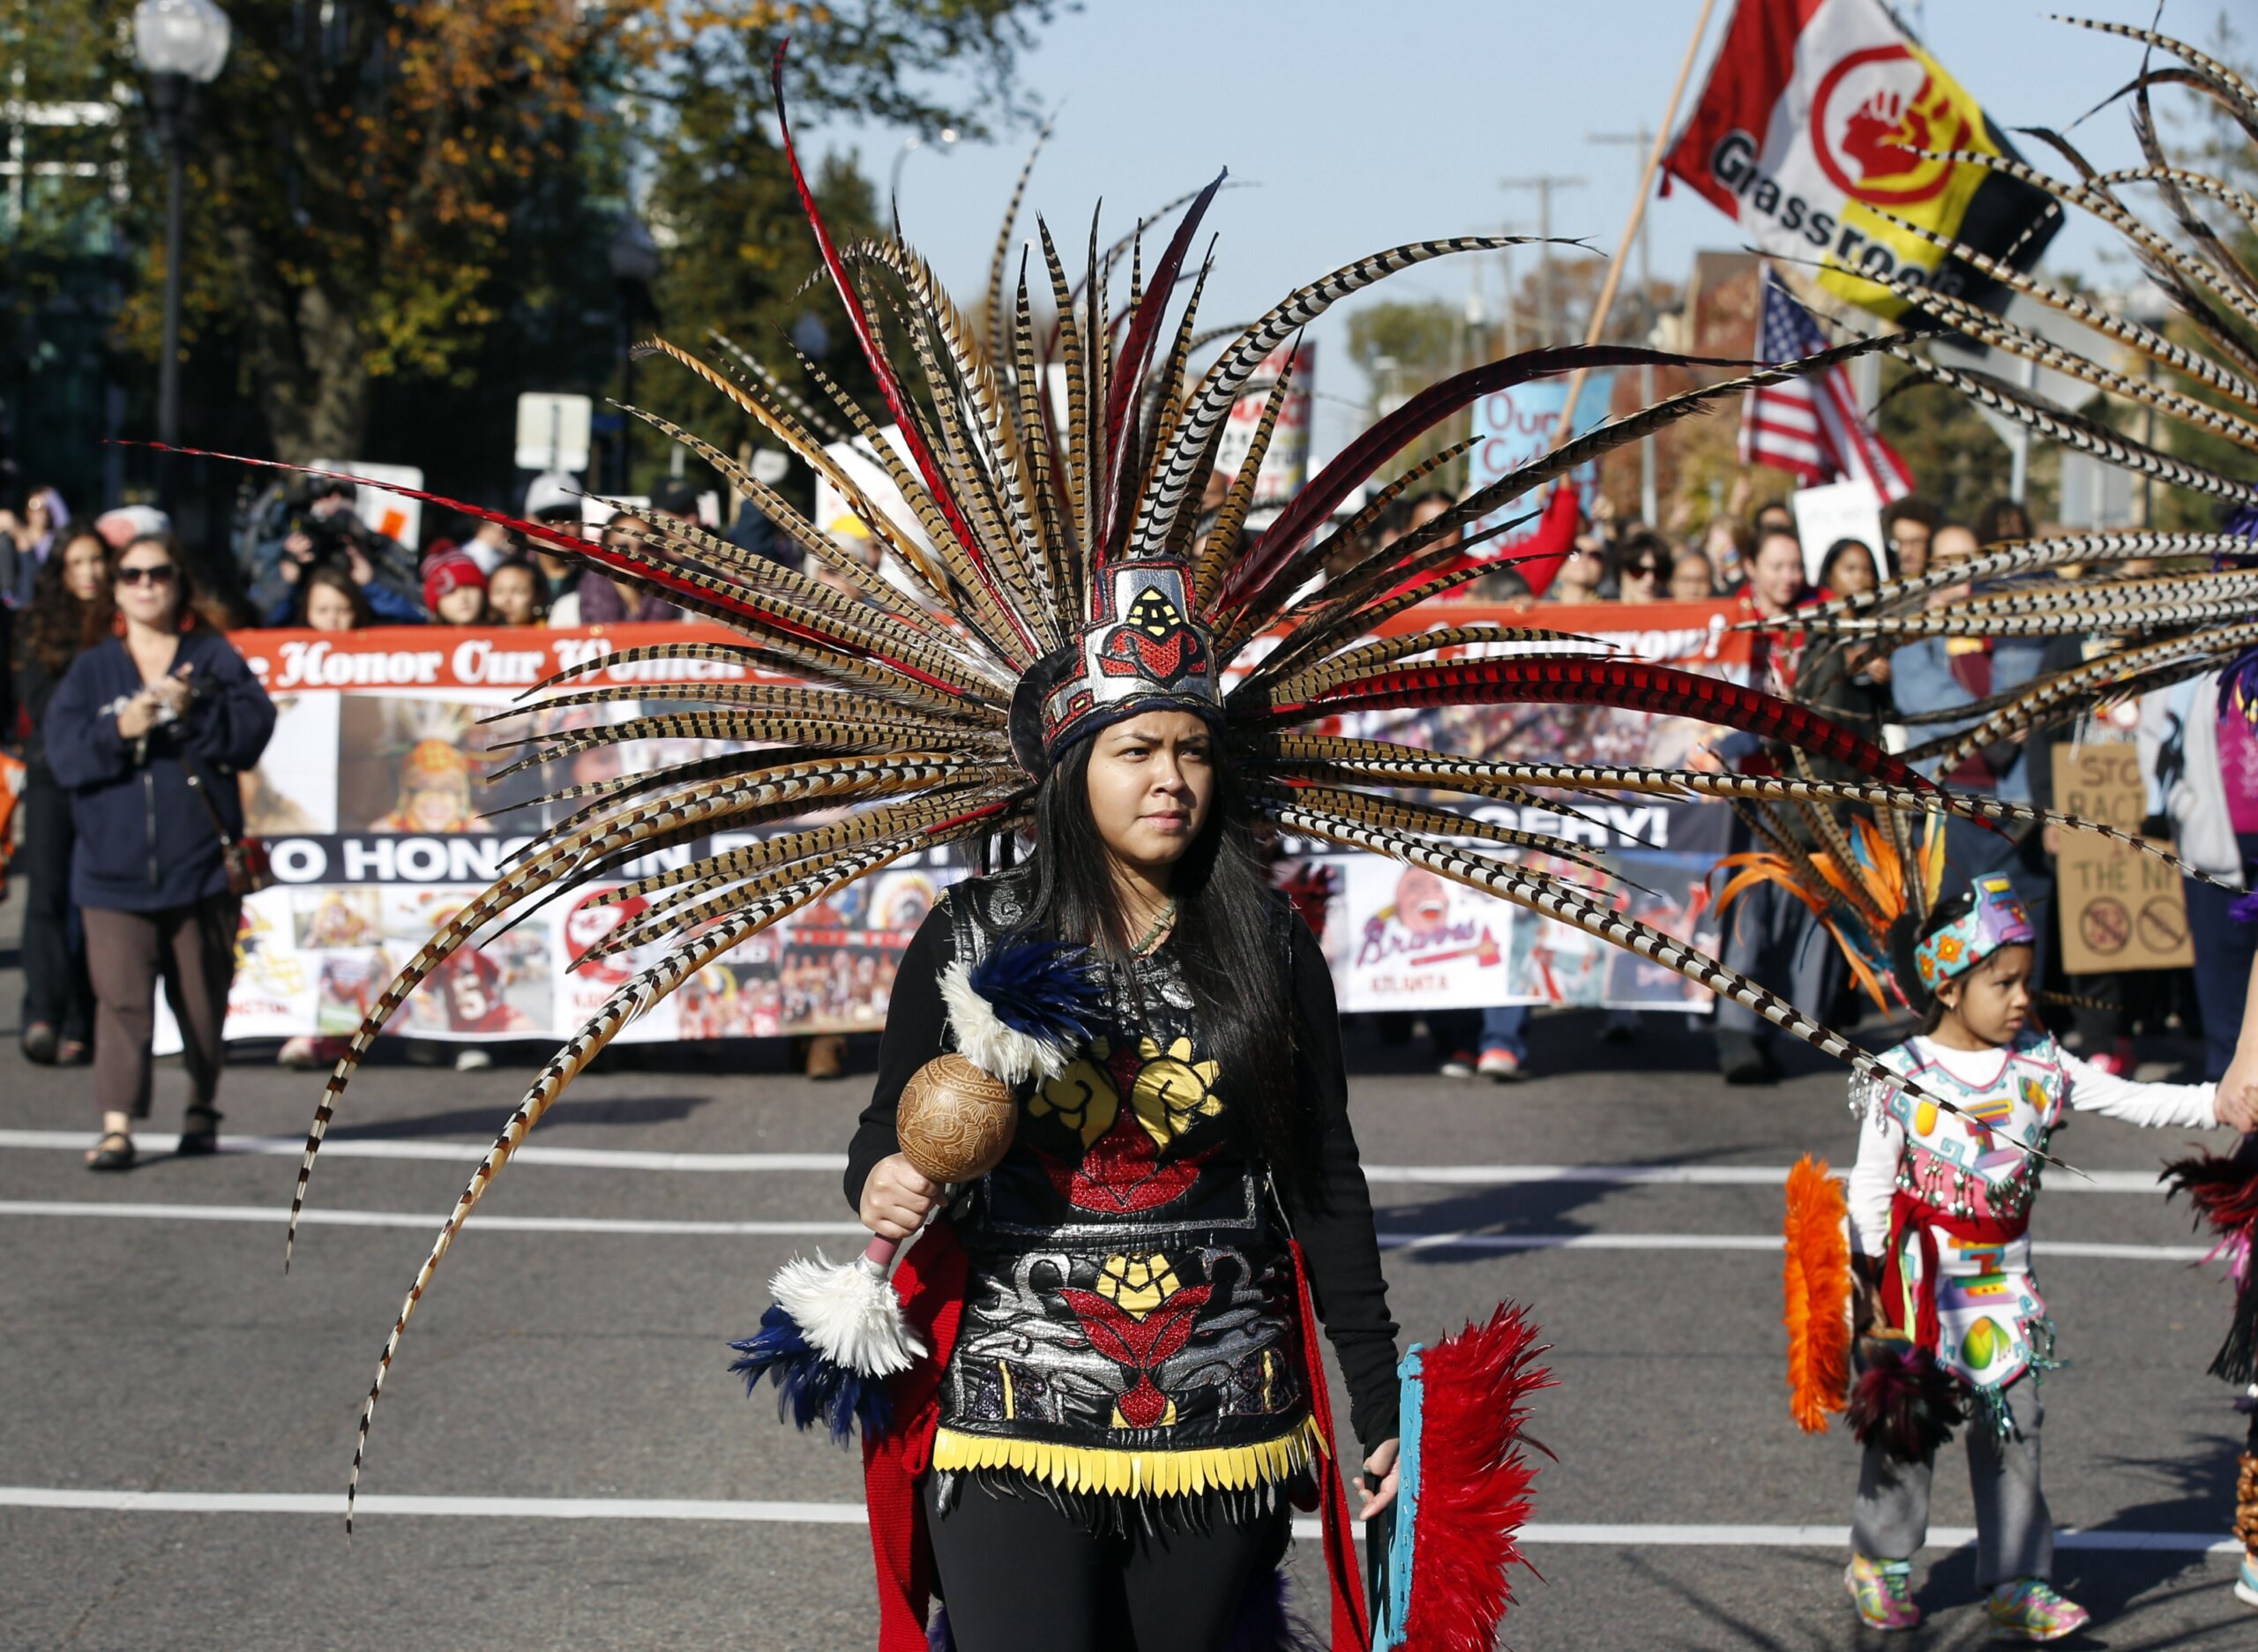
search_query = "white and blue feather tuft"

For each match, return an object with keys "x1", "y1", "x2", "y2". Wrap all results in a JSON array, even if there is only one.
[{"x1": 939, "y1": 939, "x2": 1103, "y2": 1083}]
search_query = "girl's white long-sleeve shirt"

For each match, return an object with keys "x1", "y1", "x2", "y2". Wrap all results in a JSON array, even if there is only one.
[{"x1": 1846, "y1": 1036, "x2": 2219, "y2": 1256}]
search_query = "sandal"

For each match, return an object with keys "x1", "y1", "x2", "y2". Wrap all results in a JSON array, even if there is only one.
[
  {"x1": 86, "y1": 1131, "x2": 136, "y2": 1172},
  {"x1": 176, "y1": 1106, "x2": 222, "y2": 1158}
]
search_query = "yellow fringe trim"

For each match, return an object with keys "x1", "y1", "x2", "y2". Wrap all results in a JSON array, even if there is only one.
[{"x1": 931, "y1": 1414, "x2": 1323, "y2": 1499}]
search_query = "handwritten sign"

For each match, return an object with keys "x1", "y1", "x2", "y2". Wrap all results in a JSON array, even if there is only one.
[
  {"x1": 1464, "y1": 374, "x2": 1613, "y2": 549},
  {"x1": 2051, "y1": 744, "x2": 2193, "y2": 975}
]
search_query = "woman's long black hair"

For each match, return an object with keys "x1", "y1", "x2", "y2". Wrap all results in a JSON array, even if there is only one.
[{"x1": 1020, "y1": 733, "x2": 1320, "y2": 1207}]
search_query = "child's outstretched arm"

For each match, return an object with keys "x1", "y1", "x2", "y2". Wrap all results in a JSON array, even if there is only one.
[
  {"x1": 2062, "y1": 1052, "x2": 2222, "y2": 1131},
  {"x1": 1846, "y1": 1103, "x2": 1903, "y2": 1260}
]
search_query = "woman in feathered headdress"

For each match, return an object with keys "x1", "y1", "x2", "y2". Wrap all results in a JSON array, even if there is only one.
[
  {"x1": 211, "y1": 39, "x2": 2119, "y2": 1651},
  {"x1": 845, "y1": 665, "x2": 1400, "y2": 1650}
]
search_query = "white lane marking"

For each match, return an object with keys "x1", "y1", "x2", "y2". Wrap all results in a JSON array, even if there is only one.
[
  {"x1": 0, "y1": 1201, "x2": 2215, "y2": 1261},
  {"x1": 0, "y1": 1129, "x2": 843, "y2": 1172},
  {"x1": 1376, "y1": 1231, "x2": 2213, "y2": 1260},
  {"x1": 0, "y1": 1487, "x2": 865, "y2": 1523},
  {"x1": 1365, "y1": 1163, "x2": 2175, "y2": 1193},
  {"x1": 0, "y1": 1201, "x2": 864, "y2": 1237},
  {"x1": 0, "y1": 1489, "x2": 2238, "y2": 1554},
  {"x1": 0, "y1": 1132, "x2": 2183, "y2": 1192}
]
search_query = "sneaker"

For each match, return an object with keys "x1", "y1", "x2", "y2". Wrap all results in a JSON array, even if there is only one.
[
  {"x1": 453, "y1": 1047, "x2": 493, "y2": 1073},
  {"x1": 2235, "y1": 1551, "x2": 2258, "y2": 1610},
  {"x1": 1477, "y1": 1048, "x2": 1527, "y2": 1081},
  {"x1": 2084, "y1": 1036, "x2": 2135, "y2": 1078},
  {"x1": 1844, "y1": 1554, "x2": 1921, "y2": 1631},
  {"x1": 1985, "y1": 1578, "x2": 2090, "y2": 1641},
  {"x1": 1438, "y1": 1050, "x2": 1477, "y2": 1079},
  {"x1": 279, "y1": 1035, "x2": 349, "y2": 1070},
  {"x1": 23, "y1": 1021, "x2": 57, "y2": 1065}
]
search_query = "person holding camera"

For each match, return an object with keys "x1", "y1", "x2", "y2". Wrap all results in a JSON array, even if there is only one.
[
  {"x1": 43, "y1": 534, "x2": 276, "y2": 1170},
  {"x1": 248, "y1": 477, "x2": 424, "y2": 624}
]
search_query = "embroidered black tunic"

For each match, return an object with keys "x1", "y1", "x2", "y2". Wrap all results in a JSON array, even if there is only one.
[{"x1": 846, "y1": 873, "x2": 1401, "y2": 1507}]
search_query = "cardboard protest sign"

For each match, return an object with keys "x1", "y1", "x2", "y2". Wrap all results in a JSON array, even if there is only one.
[{"x1": 2051, "y1": 744, "x2": 2194, "y2": 975}]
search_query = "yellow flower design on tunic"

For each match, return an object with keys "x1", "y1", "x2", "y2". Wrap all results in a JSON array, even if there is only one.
[
  {"x1": 1094, "y1": 1253, "x2": 1182, "y2": 1319},
  {"x1": 1030, "y1": 1035, "x2": 1120, "y2": 1148},
  {"x1": 1129, "y1": 1035, "x2": 1222, "y2": 1147}
]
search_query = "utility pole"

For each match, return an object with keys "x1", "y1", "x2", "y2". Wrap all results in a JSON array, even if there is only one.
[
  {"x1": 1499, "y1": 228, "x2": 1519, "y2": 358},
  {"x1": 1590, "y1": 128, "x2": 1659, "y2": 527},
  {"x1": 1500, "y1": 175, "x2": 1584, "y2": 346}
]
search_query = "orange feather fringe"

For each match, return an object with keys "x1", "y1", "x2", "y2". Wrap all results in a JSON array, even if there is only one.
[{"x1": 1782, "y1": 1155, "x2": 1851, "y2": 1433}]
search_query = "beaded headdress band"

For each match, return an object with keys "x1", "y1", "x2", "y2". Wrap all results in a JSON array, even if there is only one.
[{"x1": 1915, "y1": 875, "x2": 2036, "y2": 992}]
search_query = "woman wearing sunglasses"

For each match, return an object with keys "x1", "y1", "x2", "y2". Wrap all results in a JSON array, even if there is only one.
[{"x1": 43, "y1": 534, "x2": 276, "y2": 1170}]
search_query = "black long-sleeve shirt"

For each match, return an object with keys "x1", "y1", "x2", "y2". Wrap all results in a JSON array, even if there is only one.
[{"x1": 846, "y1": 901, "x2": 1403, "y2": 1450}]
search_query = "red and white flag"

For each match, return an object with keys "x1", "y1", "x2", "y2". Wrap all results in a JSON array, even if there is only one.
[
  {"x1": 1664, "y1": 0, "x2": 2057, "y2": 322},
  {"x1": 1740, "y1": 269, "x2": 1912, "y2": 500}
]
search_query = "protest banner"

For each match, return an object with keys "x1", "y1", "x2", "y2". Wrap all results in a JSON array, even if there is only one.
[
  {"x1": 1464, "y1": 375, "x2": 1613, "y2": 549},
  {"x1": 2050, "y1": 744, "x2": 2194, "y2": 975},
  {"x1": 1663, "y1": 0, "x2": 2060, "y2": 320},
  {"x1": 180, "y1": 606, "x2": 1752, "y2": 1047},
  {"x1": 1210, "y1": 342, "x2": 1314, "y2": 522},
  {"x1": 1790, "y1": 477, "x2": 1885, "y2": 585}
]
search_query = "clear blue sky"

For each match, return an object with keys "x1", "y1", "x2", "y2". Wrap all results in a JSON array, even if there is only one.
[{"x1": 819, "y1": 1, "x2": 2241, "y2": 464}]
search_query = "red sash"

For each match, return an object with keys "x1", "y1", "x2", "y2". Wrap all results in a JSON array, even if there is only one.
[
  {"x1": 861, "y1": 1221, "x2": 968, "y2": 1652},
  {"x1": 1875, "y1": 1191, "x2": 2026, "y2": 1356},
  {"x1": 1290, "y1": 1237, "x2": 1373, "y2": 1651}
]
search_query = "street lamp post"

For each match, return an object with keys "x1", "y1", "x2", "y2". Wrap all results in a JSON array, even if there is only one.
[
  {"x1": 608, "y1": 213, "x2": 660, "y2": 494},
  {"x1": 133, "y1": 0, "x2": 230, "y2": 512},
  {"x1": 888, "y1": 128, "x2": 958, "y2": 207}
]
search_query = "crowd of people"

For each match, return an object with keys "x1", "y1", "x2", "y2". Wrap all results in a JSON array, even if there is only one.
[{"x1": 1, "y1": 466, "x2": 2248, "y2": 1137}]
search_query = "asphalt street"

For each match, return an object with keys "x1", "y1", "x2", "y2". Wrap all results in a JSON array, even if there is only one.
[{"x1": 4, "y1": 893, "x2": 2255, "y2": 1651}]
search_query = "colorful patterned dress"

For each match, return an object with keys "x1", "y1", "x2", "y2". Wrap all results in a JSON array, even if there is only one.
[
  {"x1": 847, "y1": 871, "x2": 1401, "y2": 1523},
  {"x1": 1850, "y1": 1030, "x2": 2217, "y2": 1430}
]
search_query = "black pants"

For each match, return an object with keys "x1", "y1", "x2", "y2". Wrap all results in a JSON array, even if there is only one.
[
  {"x1": 18, "y1": 771, "x2": 93, "y2": 1043},
  {"x1": 923, "y1": 1476, "x2": 1290, "y2": 1652}
]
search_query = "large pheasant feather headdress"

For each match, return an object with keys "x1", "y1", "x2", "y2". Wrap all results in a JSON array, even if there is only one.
[{"x1": 248, "y1": 46, "x2": 2125, "y2": 1524}]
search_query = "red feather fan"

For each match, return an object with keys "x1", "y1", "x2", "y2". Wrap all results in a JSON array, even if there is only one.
[{"x1": 1398, "y1": 1303, "x2": 1555, "y2": 1652}]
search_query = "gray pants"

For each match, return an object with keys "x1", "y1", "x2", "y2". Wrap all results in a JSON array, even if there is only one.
[
  {"x1": 83, "y1": 898, "x2": 240, "y2": 1120},
  {"x1": 1714, "y1": 878, "x2": 1845, "y2": 1038},
  {"x1": 1852, "y1": 1387, "x2": 2052, "y2": 1588}
]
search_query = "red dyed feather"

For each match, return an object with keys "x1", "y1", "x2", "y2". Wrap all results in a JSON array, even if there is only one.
[
  {"x1": 1260, "y1": 658, "x2": 1930, "y2": 793},
  {"x1": 1099, "y1": 171, "x2": 1225, "y2": 546},
  {"x1": 1400, "y1": 1303, "x2": 1555, "y2": 1652},
  {"x1": 766, "y1": 43, "x2": 1036, "y2": 660},
  {"x1": 131, "y1": 442, "x2": 973, "y2": 698},
  {"x1": 1224, "y1": 344, "x2": 1715, "y2": 612},
  {"x1": 2163, "y1": 1147, "x2": 2258, "y2": 1238}
]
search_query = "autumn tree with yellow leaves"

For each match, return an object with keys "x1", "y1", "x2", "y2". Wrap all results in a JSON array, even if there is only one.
[{"x1": 9, "y1": 0, "x2": 1056, "y2": 499}]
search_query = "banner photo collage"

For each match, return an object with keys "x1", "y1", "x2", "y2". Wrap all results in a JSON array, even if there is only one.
[{"x1": 184, "y1": 608, "x2": 1751, "y2": 1043}]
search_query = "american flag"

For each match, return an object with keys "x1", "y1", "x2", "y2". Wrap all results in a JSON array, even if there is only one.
[{"x1": 1739, "y1": 268, "x2": 1913, "y2": 501}]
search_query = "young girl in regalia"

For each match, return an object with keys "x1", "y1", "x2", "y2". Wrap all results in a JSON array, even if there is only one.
[{"x1": 1843, "y1": 874, "x2": 2230, "y2": 1639}]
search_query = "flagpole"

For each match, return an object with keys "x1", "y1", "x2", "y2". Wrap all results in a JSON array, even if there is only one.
[{"x1": 1549, "y1": 0, "x2": 1720, "y2": 452}]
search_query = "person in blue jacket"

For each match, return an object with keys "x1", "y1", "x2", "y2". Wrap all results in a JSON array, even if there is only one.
[
  {"x1": 1888, "y1": 520, "x2": 2054, "y2": 979},
  {"x1": 43, "y1": 533, "x2": 276, "y2": 1170}
]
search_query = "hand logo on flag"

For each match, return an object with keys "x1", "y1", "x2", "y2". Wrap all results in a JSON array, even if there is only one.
[
  {"x1": 1815, "y1": 50, "x2": 1970, "y2": 206},
  {"x1": 1664, "y1": 0, "x2": 2060, "y2": 321}
]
